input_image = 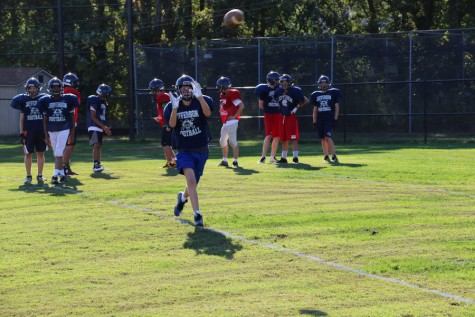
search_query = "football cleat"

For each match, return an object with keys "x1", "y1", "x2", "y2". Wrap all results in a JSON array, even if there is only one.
[
  {"x1": 323, "y1": 156, "x2": 331, "y2": 163},
  {"x1": 36, "y1": 175, "x2": 46, "y2": 183},
  {"x1": 276, "y1": 157, "x2": 288, "y2": 164},
  {"x1": 258, "y1": 156, "x2": 265, "y2": 164},
  {"x1": 24, "y1": 175, "x2": 32, "y2": 185},
  {"x1": 174, "y1": 192, "x2": 188, "y2": 216},
  {"x1": 331, "y1": 156, "x2": 339, "y2": 164},
  {"x1": 269, "y1": 157, "x2": 277, "y2": 163},
  {"x1": 232, "y1": 160, "x2": 239, "y2": 167},
  {"x1": 59, "y1": 176, "x2": 67, "y2": 183},
  {"x1": 93, "y1": 163, "x2": 104, "y2": 172},
  {"x1": 194, "y1": 212, "x2": 203, "y2": 227},
  {"x1": 51, "y1": 176, "x2": 59, "y2": 184},
  {"x1": 292, "y1": 157, "x2": 299, "y2": 163},
  {"x1": 217, "y1": 160, "x2": 229, "y2": 167}
]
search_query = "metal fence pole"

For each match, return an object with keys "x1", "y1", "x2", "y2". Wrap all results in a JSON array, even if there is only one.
[{"x1": 408, "y1": 31, "x2": 413, "y2": 134}]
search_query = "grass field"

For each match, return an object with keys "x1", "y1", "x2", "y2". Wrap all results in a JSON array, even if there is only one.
[{"x1": 1, "y1": 137, "x2": 474, "y2": 316}]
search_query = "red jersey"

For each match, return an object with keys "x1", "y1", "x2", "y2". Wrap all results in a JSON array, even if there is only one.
[
  {"x1": 154, "y1": 93, "x2": 171, "y2": 127},
  {"x1": 219, "y1": 88, "x2": 242, "y2": 124},
  {"x1": 63, "y1": 86, "x2": 81, "y2": 124}
]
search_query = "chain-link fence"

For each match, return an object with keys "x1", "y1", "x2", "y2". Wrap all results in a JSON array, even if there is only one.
[{"x1": 134, "y1": 29, "x2": 475, "y2": 142}]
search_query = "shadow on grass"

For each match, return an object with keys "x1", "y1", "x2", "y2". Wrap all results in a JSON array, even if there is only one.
[
  {"x1": 232, "y1": 166, "x2": 260, "y2": 175},
  {"x1": 161, "y1": 168, "x2": 179, "y2": 177},
  {"x1": 184, "y1": 227, "x2": 243, "y2": 260},
  {"x1": 275, "y1": 162, "x2": 321, "y2": 171},
  {"x1": 89, "y1": 171, "x2": 120, "y2": 180},
  {"x1": 299, "y1": 309, "x2": 328, "y2": 316},
  {"x1": 12, "y1": 180, "x2": 84, "y2": 196}
]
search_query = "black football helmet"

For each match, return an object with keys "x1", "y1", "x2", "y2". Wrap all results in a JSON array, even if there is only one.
[
  {"x1": 24, "y1": 77, "x2": 41, "y2": 97},
  {"x1": 266, "y1": 71, "x2": 280, "y2": 86},
  {"x1": 47, "y1": 77, "x2": 63, "y2": 95},
  {"x1": 63, "y1": 72, "x2": 79, "y2": 88},
  {"x1": 279, "y1": 74, "x2": 294, "y2": 86},
  {"x1": 148, "y1": 78, "x2": 165, "y2": 94},
  {"x1": 216, "y1": 76, "x2": 231, "y2": 94},
  {"x1": 96, "y1": 84, "x2": 112, "y2": 100},
  {"x1": 317, "y1": 75, "x2": 331, "y2": 91},
  {"x1": 175, "y1": 74, "x2": 195, "y2": 101}
]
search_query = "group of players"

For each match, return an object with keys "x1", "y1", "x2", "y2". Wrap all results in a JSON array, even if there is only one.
[
  {"x1": 10, "y1": 73, "x2": 112, "y2": 185},
  {"x1": 148, "y1": 72, "x2": 341, "y2": 226}
]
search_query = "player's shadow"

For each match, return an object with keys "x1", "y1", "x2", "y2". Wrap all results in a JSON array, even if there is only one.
[
  {"x1": 12, "y1": 182, "x2": 82, "y2": 196},
  {"x1": 89, "y1": 172, "x2": 120, "y2": 180},
  {"x1": 299, "y1": 309, "x2": 328, "y2": 316},
  {"x1": 275, "y1": 162, "x2": 321, "y2": 171},
  {"x1": 232, "y1": 166, "x2": 260, "y2": 176},
  {"x1": 183, "y1": 227, "x2": 243, "y2": 260},
  {"x1": 323, "y1": 162, "x2": 366, "y2": 168}
]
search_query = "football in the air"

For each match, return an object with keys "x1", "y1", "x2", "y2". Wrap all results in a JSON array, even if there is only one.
[{"x1": 223, "y1": 9, "x2": 244, "y2": 28}]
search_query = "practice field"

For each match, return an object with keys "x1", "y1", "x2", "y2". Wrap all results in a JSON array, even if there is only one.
[{"x1": 1, "y1": 138, "x2": 474, "y2": 316}]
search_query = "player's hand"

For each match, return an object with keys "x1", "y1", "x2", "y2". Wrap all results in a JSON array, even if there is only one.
[
  {"x1": 20, "y1": 133, "x2": 26, "y2": 145},
  {"x1": 191, "y1": 81, "x2": 203, "y2": 98},
  {"x1": 333, "y1": 119, "x2": 338, "y2": 128},
  {"x1": 291, "y1": 107, "x2": 298, "y2": 114},
  {"x1": 169, "y1": 92, "x2": 180, "y2": 109},
  {"x1": 104, "y1": 126, "x2": 112, "y2": 137}
]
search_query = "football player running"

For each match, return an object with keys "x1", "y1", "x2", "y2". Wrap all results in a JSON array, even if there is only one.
[
  {"x1": 164, "y1": 75, "x2": 213, "y2": 227},
  {"x1": 310, "y1": 75, "x2": 341, "y2": 164},
  {"x1": 39, "y1": 77, "x2": 79, "y2": 184},
  {"x1": 254, "y1": 71, "x2": 281, "y2": 164},
  {"x1": 10, "y1": 78, "x2": 48, "y2": 184},
  {"x1": 274, "y1": 74, "x2": 309, "y2": 163},
  {"x1": 216, "y1": 76, "x2": 245, "y2": 168}
]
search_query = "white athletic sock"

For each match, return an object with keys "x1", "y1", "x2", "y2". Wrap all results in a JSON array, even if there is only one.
[
  {"x1": 194, "y1": 210, "x2": 201, "y2": 215},
  {"x1": 281, "y1": 151, "x2": 288, "y2": 159},
  {"x1": 222, "y1": 157, "x2": 228, "y2": 162},
  {"x1": 293, "y1": 151, "x2": 299, "y2": 158},
  {"x1": 59, "y1": 169, "x2": 65, "y2": 176},
  {"x1": 54, "y1": 169, "x2": 59, "y2": 176}
]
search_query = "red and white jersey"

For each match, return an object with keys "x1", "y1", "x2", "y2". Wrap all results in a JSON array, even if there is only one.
[
  {"x1": 154, "y1": 93, "x2": 171, "y2": 127},
  {"x1": 219, "y1": 88, "x2": 242, "y2": 125},
  {"x1": 63, "y1": 86, "x2": 81, "y2": 125}
]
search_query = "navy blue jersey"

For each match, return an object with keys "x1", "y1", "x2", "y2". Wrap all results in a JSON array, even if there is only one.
[
  {"x1": 164, "y1": 95, "x2": 213, "y2": 151},
  {"x1": 254, "y1": 84, "x2": 280, "y2": 114},
  {"x1": 274, "y1": 86, "x2": 306, "y2": 116},
  {"x1": 86, "y1": 95, "x2": 108, "y2": 130},
  {"x1": 10, "y1": 93, "x2": 47, "y2": 131},
  {"x1": 39, "y1": 93, "x2": 78, "y2": 132},
  {"x1": 309, "y1": 88, "x2": 342, "y2": 122}
]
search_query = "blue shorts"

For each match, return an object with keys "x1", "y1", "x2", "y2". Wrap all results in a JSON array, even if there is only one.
[
  {"x1": 24, "y1": 130, "x2": 47, "y2": 154},
  {"x1": 176, "y1": 151, "x2": 208, "y2": 184},
  {"x1": 317, "y1": 119, "x2": 333, "y2": 139},
  {"x1": 161, "y1": 126, "x2": 173, "y2": 147}
]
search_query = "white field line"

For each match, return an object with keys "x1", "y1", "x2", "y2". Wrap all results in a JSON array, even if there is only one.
[{"x1": 3, "y1": 176, "x2": 475, "y2": 305}]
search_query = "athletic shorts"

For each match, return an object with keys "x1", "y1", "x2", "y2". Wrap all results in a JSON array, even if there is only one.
[
  {"x1": 219, "y1": 122, "x2": 239, "y2": 147},
  {"x1": 279, "y1": 114, "x2": 300, "y2": 141},
  {"x1": 88, "y1": 130, "x2": 103, "y2": 146},
  {"x1": 176, "y1": 151, "x2": 209, "y2": 184},
  {"x1": 49, "y1": 129, "x2": 69, "y2": 157},
  {"x1": 23, "y1": 130, "x2": 47, "y2": 154},
  {"x1": 264, "y1": 113, "x2": 282, "y2": 138},
  {"x1": 161, "y1": 126, "x2": 173, "y2": 147},
  {"x1": 317, "y1": 119, "x2": 333, "y2": 139}
]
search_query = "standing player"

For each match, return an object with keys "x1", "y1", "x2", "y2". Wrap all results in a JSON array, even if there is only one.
[
  {"x1": 164, "y1": 75, "x2": 212, "y2": 227},
  {"x1": 216, "y1": 76, "x2": 245, "y2": 168},
  {"x1": 274, "y1": 74, "x2": 308, "y2": 163},
  {"x1": 254, "y1": 71, "x2": 281, "y2": 164},
  {"x1": 39, "y1": 77, "x2": 78, "y2": 184},
  {"x1": 10, "y1": 78, "x2": 48, "y2": 184},
  {"x1": 62, "y1": 72, "x2": 81, "y2": 175},
  {"x1": 86, "y1": 84, "x2": 112, "y2": 173},
  {"x1": 148, "y1": 78, "x2": 176, "y2": 168},
  {"x1": 310, "y1": 75, "x2": 341, "y2": 163}
]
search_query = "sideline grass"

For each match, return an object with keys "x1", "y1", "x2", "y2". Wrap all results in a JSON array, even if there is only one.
[{"x1": 1, "y1": 138, "x2": 474, "y2": 316}]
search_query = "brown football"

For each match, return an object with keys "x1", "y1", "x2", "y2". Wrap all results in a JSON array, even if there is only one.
[{"x1": 223, "y1": 9, "x2": 244, "y2": 28}]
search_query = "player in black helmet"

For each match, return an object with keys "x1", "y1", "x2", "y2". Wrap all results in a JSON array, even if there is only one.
[{"x1": 310, "y1": 75, "x2": 342, "y2": 164}]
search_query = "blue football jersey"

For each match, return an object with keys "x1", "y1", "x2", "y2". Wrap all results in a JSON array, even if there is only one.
[
  {"x1": 309, "y1": 88, "x2": 342, "y2": 121},
  {"x1": 10, "y1": 93, "x2": 47, "y2": 131},
  {"x1": 39, "y1": 93, "x2": 78, "y2": 132},
  {"x1": 274, "y1": 86, "x2": 306, "y2": 116},
  {"x1": 164, "y1": 95, "x2": 213, "y2": 151},
  {"x1": 254, "y1": 84, "x2": 280, "y2": 114},
  {"x1": 86, "y1": 95, "x2": 108, "y2": 130}
]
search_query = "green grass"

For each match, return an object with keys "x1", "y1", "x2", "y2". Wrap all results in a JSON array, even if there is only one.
[{"x1": 1, "y1": 138, "x2": 474, "y2": 316}]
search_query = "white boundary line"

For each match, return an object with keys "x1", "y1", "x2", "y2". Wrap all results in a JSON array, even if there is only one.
[{"x1": 3, "y1": 176, "x2": 475, "y2": 305}]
